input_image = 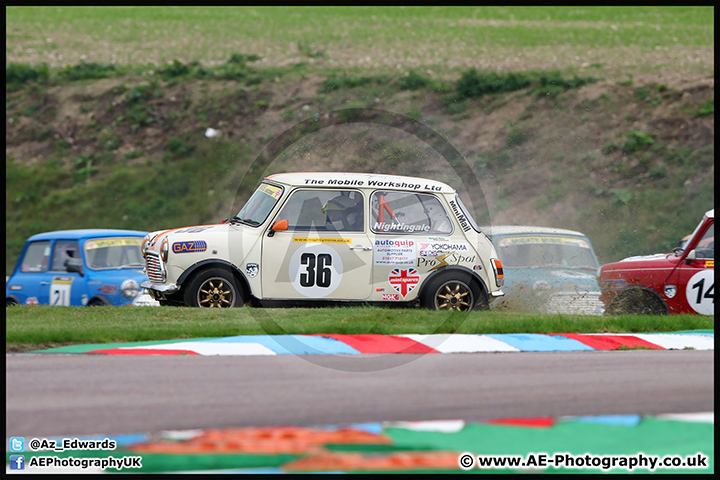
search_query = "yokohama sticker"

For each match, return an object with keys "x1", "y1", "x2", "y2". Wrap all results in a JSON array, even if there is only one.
[{"x1": 388, "y1": 268, "x2": 420, "y2": 298}]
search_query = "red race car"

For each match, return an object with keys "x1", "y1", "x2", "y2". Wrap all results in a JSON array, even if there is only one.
[{"x1": 599, "y1": 209, "x2": 714, "y2": 315}]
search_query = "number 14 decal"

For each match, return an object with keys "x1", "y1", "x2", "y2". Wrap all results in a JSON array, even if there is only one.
[{"x1": 691, "y1": 278, "x2": 714, "y2": 304}]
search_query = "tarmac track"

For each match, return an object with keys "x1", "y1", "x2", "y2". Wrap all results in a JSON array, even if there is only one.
[{"x1": 5, "y1": 349, "x2": 714, "y2": 437}]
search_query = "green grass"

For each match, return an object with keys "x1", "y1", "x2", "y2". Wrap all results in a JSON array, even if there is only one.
[
  {"x1": 6, "y1": 7, "x2": 713, "y2": 76},
  {"x1": 5, "y1": 305, "x2": 713, "y2": 352}
]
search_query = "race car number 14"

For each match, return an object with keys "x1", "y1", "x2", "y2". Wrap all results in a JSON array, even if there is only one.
[{"x1": 686, "y1": 270, "x2": 714, "y2": 315}]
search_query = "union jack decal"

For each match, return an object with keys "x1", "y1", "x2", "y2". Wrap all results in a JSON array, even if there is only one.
[{"x1": 388, "y1": 268, "x2": 420, "y2": 298}]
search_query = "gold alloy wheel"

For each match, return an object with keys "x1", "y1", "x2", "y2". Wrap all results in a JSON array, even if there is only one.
[
  {"x1": 197, "y1": 278, "x2": 235, "y2": 308},
  {"x1": 435, "y1": 281, "x2": 473, "y2": 311}
]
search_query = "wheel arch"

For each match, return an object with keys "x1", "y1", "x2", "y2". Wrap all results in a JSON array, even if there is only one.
[
  {"x1": 87, "y1": 294, "x2": 112, "y2": 306},
  {"x1": 177, "y1": 259, "x2": 251, "y2": 302},
  {"x1": 607, "y1": 284, "x2": 669, "y2": 315},
  {"x1": 6, "y1": 295, "x2": 21, "y2": 306},
  {"x1": 418, "y1": 265, "x2": 490, "y2": 310}
]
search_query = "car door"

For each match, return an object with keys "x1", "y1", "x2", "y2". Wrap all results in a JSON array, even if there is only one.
[
  {"x1": 668, "y1": 220, "x2": 714, "y2": 315},
  {"x1": 261, "y1": 189, "x2": 373, "y2": 301},
  {"x1": 9, "y1": 240, "x2": 52, "y2": 305},
  {"x1": 47, "y1": 240, "x2": 86, "y2": 306},
  {"x1": 369, "y1": 190, "x2": 456, "y2": 302}
]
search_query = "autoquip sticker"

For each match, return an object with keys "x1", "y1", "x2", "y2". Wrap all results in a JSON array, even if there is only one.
[{"x1": 373, "y1": 239, "x2": 415, "y2": 266}]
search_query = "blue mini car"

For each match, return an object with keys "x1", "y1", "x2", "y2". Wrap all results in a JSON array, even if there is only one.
[
  {"x1": 484, "y1": 226, "x2": 604, "y2": 315},
  {"x1": 6, "y1": 229, "x2": 158, "y2": 306}
]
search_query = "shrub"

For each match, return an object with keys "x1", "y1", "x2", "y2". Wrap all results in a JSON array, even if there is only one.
[
  {"x1": 6, "y1": 63, "x2": 50, "y2": 87},
  {"x1": 321, "y1": 75, "x2": 387, "y2": 92},
  {"x1": 400, "y1": 71, "x2": 430, "y2": 90},
  {"x1": 160, "y1": 59, "x2": 189, "y2": 78},
  {"x1": 454, "y1": 69, "x2": 531, "y2": 100},
  {"x1": 58, "y1": 62, "x2": 116, "y2": 81},
  {"x1": 695, "y1": 99, "x2": 714, "y2": 117},
  {"x1": 622, "y1": 130, "x2": 654, "y2": 154}
]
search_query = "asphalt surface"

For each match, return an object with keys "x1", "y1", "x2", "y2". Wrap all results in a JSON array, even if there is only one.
[{"x1": 6, "y1": 350, "x2": 714, "y2": 437}]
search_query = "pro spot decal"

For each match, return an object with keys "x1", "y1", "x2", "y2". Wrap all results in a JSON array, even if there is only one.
[
  {"x1": 172, "y1": 241, "x2": 208, "y2": 254},
  {"x1": 389, "y1": 268, "x2": 420, "y2": 298}
]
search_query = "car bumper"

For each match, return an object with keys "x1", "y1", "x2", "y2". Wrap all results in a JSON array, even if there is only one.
[{"x1": 140, "y1": 280, "x2": 180, "y2": 295}]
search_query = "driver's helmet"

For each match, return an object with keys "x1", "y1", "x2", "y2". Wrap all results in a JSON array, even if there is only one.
[{"x1": 322, "y1": 195, "x2": 362, "y2": 230}]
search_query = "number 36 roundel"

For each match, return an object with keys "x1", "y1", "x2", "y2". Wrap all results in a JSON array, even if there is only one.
[{"x1": 289, "y1": 244, "x2": 343, "y2": 298}]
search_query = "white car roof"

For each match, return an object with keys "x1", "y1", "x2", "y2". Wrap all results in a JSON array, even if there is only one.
[
  {"x1": 705, "y1": 209, "x2": 714, "y2": 219},
  {"x1": 481, "y1": 225, "x2": 589, "y2": 237},
  {"x1": 264, "y1": 172, "x2": 456, "y2": 194}
]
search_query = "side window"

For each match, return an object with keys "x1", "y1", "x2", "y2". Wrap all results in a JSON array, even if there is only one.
[
  {"x1": 50, "y1": 241, "x2": 81, "y2": 272},
  {"x1": 20, "y1": 241, "x2": 51, "y2": 273},
  {"x1": 370, "y1": 191, "x2": 453, "y2": 235},
  {"x1": 276, "y1": 190, "x2": 364, "y2": 232},
  {"x1": 695, "y1": 223, "x2": 714, "y2": 259}
]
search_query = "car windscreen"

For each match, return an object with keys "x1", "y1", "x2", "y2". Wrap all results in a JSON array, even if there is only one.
[
  {"x1": 496, "y1": 235, "x2": 599, "y2": 269},
  {"x1": 233, "y1": 183, "x2": 284, "y2": 226},
  {"x1": 84, "y1": 237, "x2": 144, "y2": 270}
]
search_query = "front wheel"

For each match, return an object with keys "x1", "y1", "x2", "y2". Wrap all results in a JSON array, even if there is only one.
[
  {"x1": 183, "y1": 267, "x2": 243, "y2": 308},
  {"x1": 605, "y1": 287, "x2": 667, "y2": 315},
  {"x1": 422, "y1": 273, "x2": 484, "y2": 312}
]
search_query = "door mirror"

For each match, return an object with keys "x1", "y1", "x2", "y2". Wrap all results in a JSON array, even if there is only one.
[
  {"x1": 268, "y1": 219, "x2": 288, "y2": 237},
  {"x1": 272, "y1": 219, "x2": 288, "y2": 231},
  {"x1": 65, "y1": 258, "x2": 84, "y2": 276}
]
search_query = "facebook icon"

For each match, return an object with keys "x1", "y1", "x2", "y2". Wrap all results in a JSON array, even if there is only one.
[{"x1": 9, "y1": 455, "x2": 25, "y2": 470}]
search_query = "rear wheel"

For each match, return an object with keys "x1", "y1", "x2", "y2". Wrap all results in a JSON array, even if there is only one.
[
  {"x1": 605, "y1": 287, "x2": 667, "y2": 315},
  {"x1": 183, "y1": 267, "x2": 243, "y2": 308},
  {"x1": 422, "y1": 273, "x2": 484, "y2": 312}
]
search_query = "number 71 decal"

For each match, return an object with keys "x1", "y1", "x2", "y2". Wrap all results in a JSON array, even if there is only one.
[{"x1": 51, "y1": 276, "x2": 73, "y2": 306}]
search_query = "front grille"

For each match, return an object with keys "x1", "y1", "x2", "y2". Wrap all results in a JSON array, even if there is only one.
[
  {"x1": 544, "y1": 291, "x2": 605, "y2": 315},
  {"x1": 145, "y1": 253, "x2": 165, "y2": 283}
]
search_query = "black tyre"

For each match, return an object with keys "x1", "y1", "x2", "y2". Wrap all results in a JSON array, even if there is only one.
[
  {"x1": 605, "y1": 287, "x2": 667, "y2": 315},
  {"x1": 422, "y1": 272, "x2": 484, "y2": 312},
  {"x1": 6, "y1": 298, "x2": 20, "y2": 306},
  {"x1": 183, "y1": 267, "x2": 243, "y2": 308},
  {"x1": 87, "y1": 296, "x2": 111, "y2": 306}
]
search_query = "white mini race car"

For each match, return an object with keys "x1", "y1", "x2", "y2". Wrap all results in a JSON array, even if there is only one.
[{"x1": 141, "y1": 172, "x2": 505, "y2": 311}]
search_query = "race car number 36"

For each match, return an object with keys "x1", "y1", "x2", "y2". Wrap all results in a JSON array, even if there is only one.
[{"x1": 289, "y1": 245, "x2": 343, "y2": 297}]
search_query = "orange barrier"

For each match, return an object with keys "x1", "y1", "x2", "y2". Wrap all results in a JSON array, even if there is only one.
[
  {"x1": 131, "y1": 426, "x2": 392, "y2": 455},
  {"x1": 283, "y1": 451, "x2": 462, "y2": 472}
]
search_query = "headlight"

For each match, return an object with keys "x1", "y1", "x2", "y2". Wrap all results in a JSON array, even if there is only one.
[
  {"x1": 141, "y1": 236, "x2": 149, "y2": 258},
  {"x1": 121, "y1": 279, "x2": 140, "y2": 299},
  {"x1": 160, "y1": 239, "x2": 169, "y2": 262}
]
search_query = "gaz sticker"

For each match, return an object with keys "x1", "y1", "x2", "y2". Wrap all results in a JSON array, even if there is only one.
[
  {"x1": 50, "y1": 276, "x2": 73, "y2": 306},
  {"x1": 289, "y1": 244, "x2": 343, "y2": 298},
  {"x1": 686, "y1": 269, "x2": 714, "y2": 315}
]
